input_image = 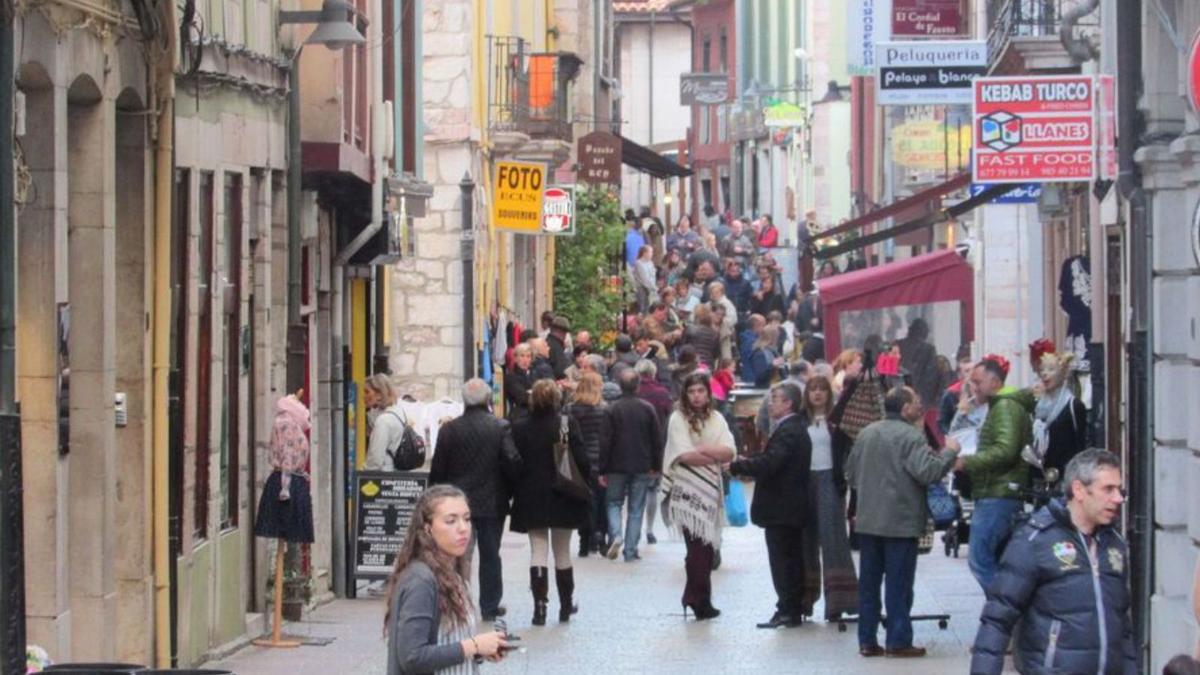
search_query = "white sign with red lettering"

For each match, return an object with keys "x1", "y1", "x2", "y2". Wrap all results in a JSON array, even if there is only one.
[
  {"x1": 541, "y1": 186, "x2": 575, "y2": 236},
  {"x1": 971, "y1": 75, "x2": 1097, "y2": 184}
]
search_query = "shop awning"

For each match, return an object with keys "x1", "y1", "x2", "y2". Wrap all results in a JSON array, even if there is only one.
[
  {"x1": 814, "y1": 182, "x2": 1016, "y2": 259},
  {"x1": 812, "y1": 172, "x2": 972, "y2": 244},
  {"x1": 619, "y1": 134, "x2": 693, "y2": 179},
  {"x1": 817, "y1": 248, "x2": 975, "y2": 362}
]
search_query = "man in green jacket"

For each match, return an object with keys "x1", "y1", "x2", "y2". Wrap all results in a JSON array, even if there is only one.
[{"x1": 954, "y1": 358, "x2": 1035, "y2": 591}]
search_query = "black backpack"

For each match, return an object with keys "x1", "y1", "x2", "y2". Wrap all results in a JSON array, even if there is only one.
[{"x1": 384, "y1": 410, "x2": 426, "y2": 471}]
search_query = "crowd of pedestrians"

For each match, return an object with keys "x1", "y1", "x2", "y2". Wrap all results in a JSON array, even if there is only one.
[{"x1": 373, "y1": 205, "x2": 1170, "y2": 674}]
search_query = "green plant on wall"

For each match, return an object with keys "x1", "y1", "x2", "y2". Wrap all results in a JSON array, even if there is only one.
[{"x1": 554, "y1": 186, "x2": 626, "y2": 343}]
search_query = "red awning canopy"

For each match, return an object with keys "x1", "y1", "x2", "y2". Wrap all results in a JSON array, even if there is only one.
[{"x1": 817, "y1": 249, "x2": 974, "y2": 362}]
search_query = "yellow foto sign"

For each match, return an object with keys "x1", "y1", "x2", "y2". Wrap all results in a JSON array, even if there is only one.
[{"x1": 492, "y1": 161, "x2": 546, "y2": 232}]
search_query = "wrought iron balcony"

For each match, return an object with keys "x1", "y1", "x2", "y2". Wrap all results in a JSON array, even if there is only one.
[
  {"x1": 986, "y1": 0, "x2": 1100, "y2": 71},
  {"x1": 487, "y1": 36, "x2": 582, "y2": 143}
]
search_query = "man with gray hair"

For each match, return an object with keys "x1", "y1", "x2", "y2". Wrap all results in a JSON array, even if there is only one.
[
  {"x1": 972, "y1": 449, "x2": 1135, "y2": 674},
  {"x1": 429, "y1": 378, "x2": 522, "y2": 621},
  {"x1": 846, "y1": 386, "x2": 959, "y2": 657}
]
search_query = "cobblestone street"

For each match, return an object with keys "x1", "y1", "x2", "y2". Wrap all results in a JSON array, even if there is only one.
[{"x1": 209, "y1": 513, "x2": 994, "y2": 674}]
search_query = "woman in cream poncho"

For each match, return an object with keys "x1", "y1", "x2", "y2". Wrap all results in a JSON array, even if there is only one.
[{"x1": 660, "y1": 371, "x2": 736, "y2": 620}]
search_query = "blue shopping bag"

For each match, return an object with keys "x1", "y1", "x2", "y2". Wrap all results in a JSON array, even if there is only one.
[{"x1": 725, "y1": 479, "x2": 748, "y2": 527}]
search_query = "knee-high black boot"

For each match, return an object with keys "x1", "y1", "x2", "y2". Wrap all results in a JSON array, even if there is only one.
[
  {"x1": 555, "y1": 568, "x2": 579, "y2": 622},
  {"x1": 530, "y1": 567, "x2": 549, "y2": 626}
]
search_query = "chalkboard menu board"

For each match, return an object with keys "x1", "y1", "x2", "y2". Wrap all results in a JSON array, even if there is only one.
[{"x1": 354, "y1": 471, "x2": 429, "y2": 579}]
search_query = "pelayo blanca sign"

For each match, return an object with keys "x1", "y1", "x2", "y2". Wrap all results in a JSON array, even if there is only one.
[
  {"x1": 680, "y1": 73, "x2": 730, "y2": 106},
  {"x1": 876, "y1": 40, "x2": 986, "y2": 105}
]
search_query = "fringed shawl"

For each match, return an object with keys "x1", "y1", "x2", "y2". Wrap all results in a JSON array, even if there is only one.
[{"x1": 660, "y1": 411, "x2": 736, "y2": 548}]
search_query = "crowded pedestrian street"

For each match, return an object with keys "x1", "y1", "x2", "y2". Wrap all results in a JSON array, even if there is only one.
[
  {"x1": 4, "y1": 1, "x2": 1200, "y2": 674},
  {"x1": 208, "y1": 523, "x2": 987, "y2": 675}
]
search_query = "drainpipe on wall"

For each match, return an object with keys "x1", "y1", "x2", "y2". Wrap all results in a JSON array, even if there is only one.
[
  {"x1": 0, "y1": 3, "x2": 26, "y2": 673},
  {"x1": 1116, "y1": 0, "x2": 1150, "y2": 669},
  {"x1": 151, "y1": 22, "x2": 178, "y2": 666},
  {"x1": 461, "y1": 174, "x2": 475, "y2": 380},
  {"x1": 286, "y1": 56, "x2": 305, "y2": 393}
]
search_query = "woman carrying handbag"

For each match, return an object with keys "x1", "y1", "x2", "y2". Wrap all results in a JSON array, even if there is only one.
[{"x1": 509, "y1": 380, "x2": 591, "y2": 626}]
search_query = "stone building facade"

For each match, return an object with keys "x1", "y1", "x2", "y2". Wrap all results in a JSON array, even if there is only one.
[{"x1": 13, "y1": 1, "x2": 158, "y2": 664}]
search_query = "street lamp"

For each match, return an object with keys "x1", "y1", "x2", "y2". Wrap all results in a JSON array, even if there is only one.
[
  {"x1": 278, "y1": 0, "x2": 365, "y2": 395},
  {"x1": 280, "y1": 0, "x2": 365, "y2": 49}
]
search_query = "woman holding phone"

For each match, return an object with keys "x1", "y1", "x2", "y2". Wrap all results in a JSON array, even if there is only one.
[{"x1": 384, "y1": 484, "x2": 509, "y2": 674}]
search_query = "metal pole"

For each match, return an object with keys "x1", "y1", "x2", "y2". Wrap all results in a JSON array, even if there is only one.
[
  {"x1": 287, "y1": 56, "x2": 306, "y2": 393},
  {"x1": 0, "y1": 1, "x2": 27, "y2": 671},
  {"x1": 460, "y1": 174, "x2": 476, "y2": 380},
  {"x1": 1116, "y1": 1, "x2": 1150, "y2": 669}
]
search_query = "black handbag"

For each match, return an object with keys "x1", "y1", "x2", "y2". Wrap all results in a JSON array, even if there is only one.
[{"x1": 552, "y1": 415, "x2": 590, "y2": 502}]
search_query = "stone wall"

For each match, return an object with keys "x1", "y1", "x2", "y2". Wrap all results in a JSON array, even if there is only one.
[
  {"x1": 1139, "y1": 2, "x2": 1200, "y2": 669},
  {"x1": 390, "y1": 0, "x2": 478, "y2": 400}
]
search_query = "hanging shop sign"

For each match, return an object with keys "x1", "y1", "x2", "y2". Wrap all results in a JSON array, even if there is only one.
[
  {"x1": 876, "y1": 40, "x2": 987, "y2": 105},
  {"x1": 577, "y1": 131, "x2": 622, "y2": 187},
  {"x1": 1097, "y1": 74, "x2": 1117, "y2": 182},
  {"x1": 1189, "y1": 28, "x2": 1200, "y2": 113},
  {"x1": 891, "y1": 120, "x2": 972, "y2": 170},
  {"x1": 763, "y1": 100, "x2": 807, "y2": 128},
  {"x1": 680, "y1": 73, "x2": 730, "y2": 106},
  {"x1": 891, "y1": 0, "x2": 967, "y2": 38},
  {"x1": 354, "y1": 471, "x2": 429, "y2": 579},
  {"x1": 541, "y1": 186, "x2": 575, "y2": 235},
  {"x1": 972, "y1": 75, "x2": 1097, "y2": 183},
  {"x1": 1192, "y1": 197, "x2": 1200, "y2": 267},
  {"x1": 848, "y1": 0, "x2": 893, "y2": 75},
  {"x1": 492, "y1": 160, "x2": 546, "y2": 232},
  {"x1": 969, "y1": 182, "x2": 1043, "y2": 203}
]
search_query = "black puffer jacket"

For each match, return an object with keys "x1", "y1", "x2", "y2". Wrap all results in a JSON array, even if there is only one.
[
  {"x1": 971, "y1": 498, "x2": 1136, "y2": 675},
  {"x1": 566, "y1": 401, "x2": 608, "y2": 473},
  {"x1": 429, "y1": 406, "x2": 521, "y2": 518}
]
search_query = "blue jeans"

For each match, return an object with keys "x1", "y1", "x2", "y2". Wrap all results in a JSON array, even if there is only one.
[
  {"x1": 606, "y1": 473, "x2": 653, "y2": 560},
  {"x1": 968, "y1": 498, "x2": 1023, "y2": 592},
  {"x1": 856, "y1": 534, "x2": 918, "y2": 650}
]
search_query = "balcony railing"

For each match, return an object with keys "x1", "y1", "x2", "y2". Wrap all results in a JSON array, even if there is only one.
[
  {"x1": 986, "y1": 0, "x2": 1100, "y2": 63},
  {"x1": 487, "y1": 35, "x2": 581, "y2": 143}
]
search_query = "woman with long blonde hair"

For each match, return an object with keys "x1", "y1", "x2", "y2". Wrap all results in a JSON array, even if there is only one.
[
  {"x1": 567, "y1": 371, "x2": 609, "y2": 556},
  {"x1": 384, "y1": 484, "x2": 508, "y2": 674}
]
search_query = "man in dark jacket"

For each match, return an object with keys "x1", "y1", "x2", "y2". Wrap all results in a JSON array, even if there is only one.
[
  {"x1": 608, "y1": 334, "x2": 640, "y2": 381},
  {"x1": 729, "y1": 381, "x2": 813, "y2": 629},
  {"x1": 956, "y1": 358, "x2": 1035, "y2": 591},
  {"x1": 429, "y1": 378, "x2": 522, "y2": 621},
  {"x1": 547, "y1": 315, "x2": 572, "y2": 380},
  {"x1": 635, "y1": 359, "x2": 673, "y2": 545},
  {"x1": 599, "y1": 369, "x2": 662, "y2": 562},
  {"x1": 845, "y1": 386, "x2": 959, "y2": 657},
  {"x1": 721, "y1": 259, "x2": 755, "y2": 315},
  {"x1": 971, "y1": 449, "x2": 1135, "y2": 675}
]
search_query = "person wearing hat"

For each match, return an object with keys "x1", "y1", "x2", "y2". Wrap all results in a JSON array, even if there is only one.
[{"x1": 547, "y1": 315, "x2": 572, "y2": 380}]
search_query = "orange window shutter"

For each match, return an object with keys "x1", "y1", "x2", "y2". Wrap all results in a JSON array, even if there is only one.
[{"x1": 529, "y1": 55, "x2": 555, "y2": 109}]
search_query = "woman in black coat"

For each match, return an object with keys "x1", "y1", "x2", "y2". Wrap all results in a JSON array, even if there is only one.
[{"x1": 510, "y1": 379, "x2": 591, "y2": 626}]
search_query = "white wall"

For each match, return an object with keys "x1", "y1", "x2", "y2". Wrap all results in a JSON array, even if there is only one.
[{"x1": 617, "y1": 21, "x2": 691, "y2": 147}]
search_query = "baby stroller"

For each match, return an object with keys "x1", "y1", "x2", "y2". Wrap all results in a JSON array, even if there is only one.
[{"x1": 939, "y1": 474, "x2": 972, "y2": 558}]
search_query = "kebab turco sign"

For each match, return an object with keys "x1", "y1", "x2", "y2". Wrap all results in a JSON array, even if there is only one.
[
  {"x1": 680, "y1": 73, "x2": 730, "y2": 106},
  {"x1": 876, "y1": 40, "x2": 987, "y2": 105}
]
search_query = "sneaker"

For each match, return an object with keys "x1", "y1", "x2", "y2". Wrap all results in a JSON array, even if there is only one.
[
  {"x1": 606, "y1": 539, "x2": 622, "y2": 560},
  {"x1": 623, "y1": 552, "x2": 641, "y2": 562}
]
